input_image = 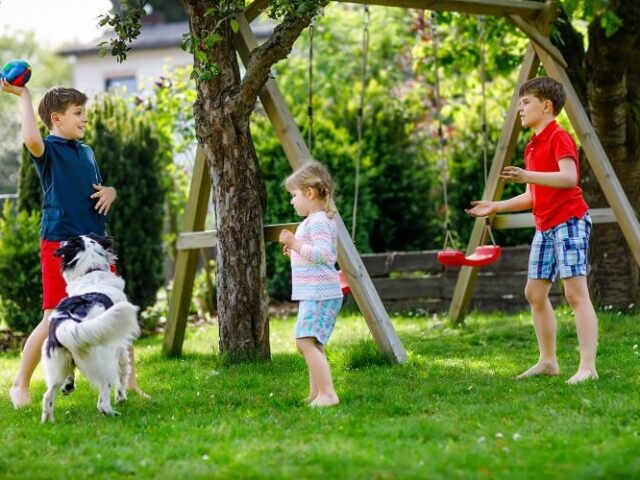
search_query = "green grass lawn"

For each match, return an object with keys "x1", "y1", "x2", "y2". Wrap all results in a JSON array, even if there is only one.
[{"x1": 1, "y1": 307, "x2": 639, "y2": 479}]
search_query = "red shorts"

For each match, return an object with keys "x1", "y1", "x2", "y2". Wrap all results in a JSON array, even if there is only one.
[{"x1": 41, "y1": 239, "x2": 116, "y2": 310}]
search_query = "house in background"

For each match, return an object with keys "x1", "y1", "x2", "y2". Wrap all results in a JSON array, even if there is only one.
[{"x1": 60, "y1": 14, "x2": 273, "y2": 96}]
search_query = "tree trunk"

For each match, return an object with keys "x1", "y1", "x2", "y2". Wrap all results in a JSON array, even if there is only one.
[
  {"x1": 183, "y1": 0, "x2": 270, "y2": 360},
  {"x1": 556, "y1": 3, "x2": 640, "y2": 308},
  {"x1": 581, "y1": 3, "x2": 640, "y2": 308}
]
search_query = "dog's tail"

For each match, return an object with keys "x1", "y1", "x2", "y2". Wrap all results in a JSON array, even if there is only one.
[{"x1": 56, "y1": 301, "x2": 140, "y2": 351}]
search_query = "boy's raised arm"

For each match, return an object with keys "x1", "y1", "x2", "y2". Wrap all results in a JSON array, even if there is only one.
[{"x1": 1, "y1": 80, "x2": 44, "y2": 158}]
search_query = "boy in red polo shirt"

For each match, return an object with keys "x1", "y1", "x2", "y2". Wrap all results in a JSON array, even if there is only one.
[{"x1": 466, "y1": 76, "x2": 598, "y2": 384}]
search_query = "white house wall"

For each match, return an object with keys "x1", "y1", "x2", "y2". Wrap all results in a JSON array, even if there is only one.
[{"x1": 71, "y1": 47, "x2": 193, "y2": 97}]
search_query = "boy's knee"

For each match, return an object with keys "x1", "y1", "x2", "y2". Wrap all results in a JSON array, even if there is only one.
[
  {"x1": 525, "y1": 284, "x2": 547, "y2": 306},
  {"x1": 564, "y1": 287, "x2": 584, "y2": 308}
]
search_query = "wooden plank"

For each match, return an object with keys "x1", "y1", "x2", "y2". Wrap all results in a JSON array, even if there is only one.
[
  {"x1": 163, "y1": 147, "x2": 211, "y2": 356},
  {"x1": 507, "y1": 15, "x2": 567, "y2": 69},
  {"x1": 494, "y1": 208, "x2": 617, "y2": 229},
  {"x1": 359, "y1": 246, "x2": 532, "y2": 275},
  {"x1": 372, "y1": 271, "x2": 563, "y2": 300},
  {"x1": 336, "y1": 0, "x2": 544, "y2": 19},
  {"x1": 532, "y1": 43, "x2": 640, "y2": 268},
  {"x1": 235, "y1": 14, "x2": 407, "y2": 364},
  {"x1": 177, "y1": 223, "x2": 299, "y2": 250},
  {"x1": 245, "y1": 0, "x2": 270, "y2": 23}
]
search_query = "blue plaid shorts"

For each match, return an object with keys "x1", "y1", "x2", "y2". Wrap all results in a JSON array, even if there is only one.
[
  {"x1": 295, "y1": 298, "x2": 343, "y2": 345},
  {"x1": 528, "y1": 213, "x2": 592, "y2": 281}
]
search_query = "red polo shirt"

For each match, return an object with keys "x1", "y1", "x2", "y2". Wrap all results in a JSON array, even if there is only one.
[{"x1": 524, "y1": 120, "x2": 588, "y2": 231}]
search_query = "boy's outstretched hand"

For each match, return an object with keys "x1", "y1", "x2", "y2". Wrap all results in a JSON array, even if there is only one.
[
  {"x1": 500, "y1": 166, "x2": 528, "y2": 183},
  {"x1": 91, "y1": 184, "x2": 117, "y2": 215},
  {"x1": 0, "y1": 78, "x2": 25, "y2": 96},
  {"x1": 465, "y1": 200, "x2": 496, "y2": 218}
]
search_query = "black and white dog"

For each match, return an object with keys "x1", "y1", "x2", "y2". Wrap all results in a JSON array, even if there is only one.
[{"x1": 41, "y1": 234, "x2": 140, "y2": 423}]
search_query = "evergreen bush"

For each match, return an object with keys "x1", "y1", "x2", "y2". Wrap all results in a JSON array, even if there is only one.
[
  {"x1": 0, "y1": 202, "x2": 42, "y2": 333},
  {"x1": 85, "y1": 94, "x2": 169, "y2": 312}
]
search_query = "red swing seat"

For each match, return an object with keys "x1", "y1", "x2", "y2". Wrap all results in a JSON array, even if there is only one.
[
  {"x1": 338, "y1": 270, "x2": 351, "y2": 295},
  {"x1": 438, "y1": 244, "x2": 502, "y2": 267}
]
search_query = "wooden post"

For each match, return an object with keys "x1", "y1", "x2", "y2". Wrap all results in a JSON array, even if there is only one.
[
  {"x1": 235, "y1": 14, "x2": 407, "y2": 363},
  {"x1": 447, "y1": 3, "x2": 558, "y2": 323},
  {"x1": 532, "y1": 43, "x2": 640, "y2": 266},
  {"x1": 163, "y1": 147, "x2": 211, "y2": 356}
]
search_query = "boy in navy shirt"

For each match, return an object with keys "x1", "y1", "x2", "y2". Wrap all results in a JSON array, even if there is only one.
[{"x1": 1, "y1": 80, "x2": 147, "y2": 406}]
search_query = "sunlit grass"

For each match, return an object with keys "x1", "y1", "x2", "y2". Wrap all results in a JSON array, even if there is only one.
[{"x1": 1, "y1": 307, "x2": 639, "y2": 479}]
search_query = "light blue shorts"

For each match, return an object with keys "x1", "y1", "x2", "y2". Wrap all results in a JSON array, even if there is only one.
[
  {"x1": 528, "y1": 213, "x2": 592, "y2": 281},
  {"x1": 295, "y1": 298, "x2": 343, "y2": 345}
]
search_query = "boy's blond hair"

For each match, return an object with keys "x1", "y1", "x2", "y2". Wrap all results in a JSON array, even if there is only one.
[
  {"x1": 518, "y1": 76, "x2": 566, "y2": 116},
  {"x1": 38, "y1": 86, "x2": 88, "y2": 130},
  {"x1": 285, "y1": 160, "x2": 337, "y2": 218}
]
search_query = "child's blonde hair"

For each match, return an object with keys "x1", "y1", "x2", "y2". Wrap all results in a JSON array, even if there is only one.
[{"x1": 285, "y1": 160, "x2": 337, "y2": 218}]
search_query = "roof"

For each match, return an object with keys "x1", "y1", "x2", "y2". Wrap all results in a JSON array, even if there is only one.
[{"x1": 60, "y1": 20, "x2": 274, "y2": 56}]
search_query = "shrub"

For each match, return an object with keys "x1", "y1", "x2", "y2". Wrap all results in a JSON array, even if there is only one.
[
  {"x1": 85, "y1": 94, "x2": 169, "y2": 313},
  {"x1": 0, "y1": 202, "x2": 42, "y2": 333}
]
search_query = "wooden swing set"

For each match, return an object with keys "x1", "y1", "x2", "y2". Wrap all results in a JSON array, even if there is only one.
[{"x1": 163, "y1": 0, "x2": 640, "y2": 365}]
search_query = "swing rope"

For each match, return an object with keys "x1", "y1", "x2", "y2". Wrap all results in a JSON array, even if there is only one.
[
  {"x1": 351, "y1": 4, "x2": 370, "y2": 241},
  {"x1": 308, "y1": 21, "x2": 315, "y2": 153},
  {"x1": 430, "y1": 12, "x2": 454, "y2": 251},
  {"x1": 434, "y1": 14, "x2": 501, "y2": 267},
  {"x1": 478, "y1": 16, "x2": 497, "y2": 247}
]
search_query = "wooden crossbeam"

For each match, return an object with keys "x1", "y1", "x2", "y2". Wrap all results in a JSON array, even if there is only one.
[
  {"x1": 507, "y1": 15, "x2": 567, "y2": 69},
  {"x1": 245, "y1": 0, "x2": 269, "y2": 23},
  {"x1": 494, "y1": 208, "x2": 617, "y2": 230},
  {"x1": 177, "y1": 223, "x2": 299, "y2": 250},
  {"x1": 335, "y1": 0, "x2": 544, "y2": 19}
]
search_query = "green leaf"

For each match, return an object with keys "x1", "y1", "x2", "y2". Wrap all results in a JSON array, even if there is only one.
[{"x1": 230, "y1": 19, "x2": 239, "y2": 33}]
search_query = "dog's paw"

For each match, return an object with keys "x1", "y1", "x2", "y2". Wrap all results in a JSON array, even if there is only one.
[
  {"x1": 61, "y1": 376, "x2": 75, "y2": 396},
  {"x1": 115, "y1": 389, "x2": 127, "y2": 403},
  {"x1": 41, "y1": 411, "x2": 55, "y2": 423},
  {"x1": 98, "y1": 406, "x2": 121, "y2": 417}
]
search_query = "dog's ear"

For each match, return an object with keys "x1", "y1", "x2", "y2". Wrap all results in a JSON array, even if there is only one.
[
  {"x1": 54, "y1": 237, "x2": 85, "y2": 268},
  {"x1": 86, "y1": 233, "x2": 114, "y2": 252}
]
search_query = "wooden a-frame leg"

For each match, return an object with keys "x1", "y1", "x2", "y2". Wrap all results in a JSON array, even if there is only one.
[{"x1": 163, "y1": 147, "x2": 211, "y2": 356}]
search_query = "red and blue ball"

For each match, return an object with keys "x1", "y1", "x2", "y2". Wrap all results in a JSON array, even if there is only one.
[{"x1": 0, "y1": 60, "x2": 32, "y2": 87}]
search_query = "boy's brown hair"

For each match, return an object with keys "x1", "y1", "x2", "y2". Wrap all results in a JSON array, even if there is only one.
[
  {"x1": 518, "y1": 76, "x2": 566, "y2": 116},
  {"x1": 38, "y1": 87, "x2": 88, "y2": 130}
]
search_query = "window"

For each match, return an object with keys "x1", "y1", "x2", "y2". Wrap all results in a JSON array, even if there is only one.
[{"x1": 105, "y1": 75, "x2": 138, "y2": 94}]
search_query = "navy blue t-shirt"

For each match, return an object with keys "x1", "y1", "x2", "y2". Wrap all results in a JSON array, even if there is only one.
[{"x1": 31, "y1": 135, "x2": 107, "y2": 241}]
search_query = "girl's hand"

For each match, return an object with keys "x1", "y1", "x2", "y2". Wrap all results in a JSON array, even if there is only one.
[
  {"x1": 279, "y1": 229, "x2": 294, "y2": 246},
  {"x1": 465, "y1": 200, "x2": 497, "y2": 218},
  {"x1": 0, "y1": 78, "x2": 26, "y2": 97},
  {"x1": 500, "y1": 166, "x2": 529, "y2": 183},
  {"x1": 279, "y1": 229, "x2": 297, "y2": 256},
  {"x1": 91, "y1": 184, "x2": 117, "y2": 215}
]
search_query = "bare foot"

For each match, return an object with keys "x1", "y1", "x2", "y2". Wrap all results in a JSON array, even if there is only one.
[
  {"x1": 310, "y1": 394, "x2": 339, "y2": 408},
  {"x1": 566, "y1": 369, "x2": 598, "y2": 385},
  {"x1": 303, "y1": 394, "x2": 318, "y2": 403},
  {"x1": 127, "y1": 383, "x2": 151, "y2": 400},
  {"x1": 515, "y1": 362, "x2": 560, "y2": 379},
  {"x1": 9, "y1": 385, "x2": 31, "y2": 409}
]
